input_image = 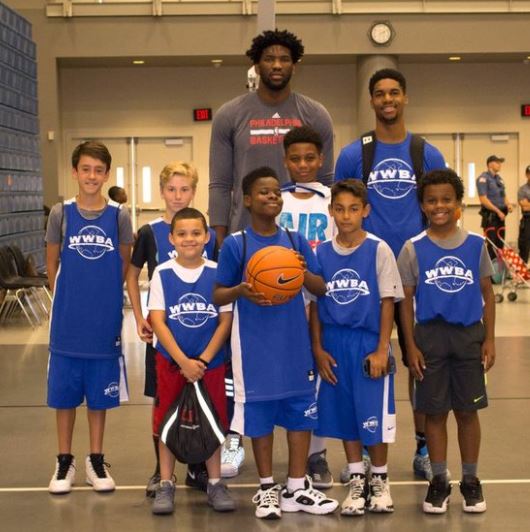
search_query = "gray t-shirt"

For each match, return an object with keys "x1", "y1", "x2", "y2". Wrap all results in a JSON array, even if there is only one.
[
  {"x1": 46, "y1": 200, "x2": 134, "y2": 246},
  {"x1": 208, "y1": 91, "x2": 334, "y2": 233},
  {"x1": 397, "y1": 229, "x2": 494, "y2": 286},
  {"x1": 517, "y1": 183, "x2": 530, "y2": 202}
]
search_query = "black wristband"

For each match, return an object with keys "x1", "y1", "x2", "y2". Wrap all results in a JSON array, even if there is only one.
[{"x1": 197, "y1": 357, "x2": 209, "y2": 368}]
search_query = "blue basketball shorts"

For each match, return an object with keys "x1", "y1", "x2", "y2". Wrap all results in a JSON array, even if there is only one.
[
  {"x1": 231, "y1": 393, "x2": 318, "y2": 438},
  {"x1": 315, "y1": 325, "x2": 396, "y2": 446},
  {"x1": 47, "y1": 353, "x2": 129, "y2": 410}
]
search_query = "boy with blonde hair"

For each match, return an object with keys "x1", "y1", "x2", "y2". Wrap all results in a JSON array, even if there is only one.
[{"x1": 126, "y1": 161, "x2": 216, "y2": 496}]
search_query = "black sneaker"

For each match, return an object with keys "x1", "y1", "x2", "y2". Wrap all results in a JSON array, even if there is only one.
[
  {"x1": 185, "y1": 462, "x2": 208, "y2": 492},
  {"x1": 460, "y1": 475, "x2": 486, "y2": 513},
  {"x1": 423, "y1": 474, "x2": 451, "y2": 514}
]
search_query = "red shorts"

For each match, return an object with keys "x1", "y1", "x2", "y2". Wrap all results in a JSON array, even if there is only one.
[{"x1": 153, "y1": 353, "x2": 228, "y2": 436}]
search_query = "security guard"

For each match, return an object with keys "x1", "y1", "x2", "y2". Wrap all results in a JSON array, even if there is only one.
[
  {"x1": 517, "y1": 165, "x2": 530, "y2": 263},
  {"x1": 477, "y1": 155, "x2": 513, "y2": 259}
]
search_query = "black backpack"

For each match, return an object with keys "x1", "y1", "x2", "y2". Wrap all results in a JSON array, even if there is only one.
[
  {"x1": 159, "y1": 380, "x2": 225, "y2": 464},
  {"x1": 360, "y1": 130, "x2": 425, "y2": 185}
]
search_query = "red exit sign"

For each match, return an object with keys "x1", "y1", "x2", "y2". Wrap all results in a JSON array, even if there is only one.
[
  {"x1": 522, "y1": 104, "x2": 530, "y2": 117},
  {"x1": 193, "y1": 108, "x2": 212, "y2": 122}
]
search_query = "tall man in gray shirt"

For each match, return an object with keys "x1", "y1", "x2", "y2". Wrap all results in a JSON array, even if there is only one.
[{"x1": 208, "y1": 29, "x2": 334, "y2": 244}]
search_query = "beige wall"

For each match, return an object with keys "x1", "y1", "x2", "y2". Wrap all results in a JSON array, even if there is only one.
[
  {"x1": 4, "y1": 1, "x2": 530, "y2": 240},
  {"x1": 59, "y1": 63, "x2": 356, "y2": 213}
]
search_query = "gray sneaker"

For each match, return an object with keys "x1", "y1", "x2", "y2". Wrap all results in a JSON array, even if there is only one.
[
  {"x1": 207, "y1": 482, "x2": 236, "y2": 512},
  {"x1": 146, "y1": 472, "x2": 160, "y2": 498},
  {"x1": 307, "y1": 450, "x2": 333, "y2": 489},
  {"x1": 413, "y1": 453, "x2": 433, "y2": 481},
  {"x1": 152, "y1": 480, "x2": 176, "y2": 515}
]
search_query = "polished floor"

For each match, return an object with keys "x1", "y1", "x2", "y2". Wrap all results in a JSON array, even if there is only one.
[{"x1": 1, "y1": 289, "x2": 529, "y2": 532}]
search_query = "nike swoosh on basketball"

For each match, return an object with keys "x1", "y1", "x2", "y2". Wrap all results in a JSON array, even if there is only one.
[
  {"x1": 473, "y1": 395, "x2": 484, "y2": 403},
  {"x1": 278, "y1": 274, "x2": 300, "y2": 285}
]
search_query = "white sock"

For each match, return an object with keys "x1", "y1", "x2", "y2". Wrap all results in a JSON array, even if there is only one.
[
  {"x1": 371, "y1": 464, "x2": 388, "y2": 475},
  {"x1": 308, "y1": 434, "x2": 326, "y2": 456},
  {"x1": 260, "y1": 476, "x2": 274, "y2": 487},
  {"x1": 348, "y1": 461, "x2": 365, "y2": 475},
  {"x1": 208, "y1": 478, "x2": 220, "y2": 486},
  {"x1": 287, "y1": 476, "x2": 306, "y2": 493}
]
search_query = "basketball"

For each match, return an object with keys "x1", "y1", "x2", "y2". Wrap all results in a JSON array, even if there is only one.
[{"x1": 246, "y1": 246, "x2": 305, "y2": 305}]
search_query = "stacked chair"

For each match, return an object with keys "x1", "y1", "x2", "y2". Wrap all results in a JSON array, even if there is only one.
[{"x1": 0, "y1": 244, "x2": 50, "y2": 327}]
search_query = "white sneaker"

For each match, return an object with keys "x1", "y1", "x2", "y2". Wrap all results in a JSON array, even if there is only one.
[
  {"x1": 368, "y1": 474, "x2": 394, "y2": 513},
  {"x1": 49, "y1": 454, "x2": 76, "y2": 494},
  {"x1": 341, "y1": 474, "x2": 368, "y2": 516},
  {"x1": 85, "y1": 454, "x2": 115, "y2": 492},
  {"x1": 252, "y1": 484, "x2": 282, "y2": 519},
  {"x1": 220, "y1": 434, "x2": 245, "y2": 478},
  {"x1": 280, "y1": 476, "x2": 339, "y2": 515}
]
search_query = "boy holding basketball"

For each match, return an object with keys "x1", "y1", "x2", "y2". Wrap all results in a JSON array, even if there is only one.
[
  {"x1": 214, "y1": 167, "x2": 339, "y2": 519},
  {"x1": 398, "y1": 169, "x2": 496, "y2": 514},
  {"x1": 126, "y1": 162, "x2": 216, "y2": 496},
  {"x1": 148, "y1": 207, "x2": 235, "y2": 515},
  {"x1": 311, "y1": 179, "x2": 403, "y2": 515},
  {"x1": 278, "y1": 125, "x2": 334, "y2": 488}
]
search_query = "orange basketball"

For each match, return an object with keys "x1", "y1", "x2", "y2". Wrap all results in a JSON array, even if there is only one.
[{"x1": 246, "y1": 246, "x2": 305, "y2": 305}]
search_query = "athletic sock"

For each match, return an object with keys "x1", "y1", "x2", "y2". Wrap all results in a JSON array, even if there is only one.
[
  {"x1": 462, "y1": 463, "x2": 478, "y2": 478},
  {"x1": 208, "y1": 478, "x2": 220, "y2": 486},
  {"x1": 287, "y1": 477, "x2": 305, "y2": 493},
  {"x1": 308, "y1": 434, "x2": 326, "y2": 456},
  {"x1": 431, "y1": 461, "x2": 448, "y2": 481},
  {"x1": 415, "y1": 432, "x2": 428, "y2": 455},
  {"x1": 371, "y1": 464, "x2": 388, "y2": 475},
  {"x1": 260, "y1": 477, "x2": 274, "y2": 489},
  {"x1": 348, "y1": 461, "x2": 365, "y2": 475}
]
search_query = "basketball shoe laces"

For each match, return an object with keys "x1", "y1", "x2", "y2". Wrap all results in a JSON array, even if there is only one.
[
  {"x1": 348, "y1": 475, "x2": 366, "y2": 498},
  {"x1": 370, "y1": 475, "x2": 386, "y2": 497},
  {"x1": 224, "y1": 436, "x2": 241, "y2": 462},
  {"x1": 252, "y1": 484, "x2": 281, "y2": 507},
  {"x1": 56, "y1": 456, "x2": 74, "y2": 480},
  {"x1": 91, "y1": 455, "x2": 111, "y2": 478}
]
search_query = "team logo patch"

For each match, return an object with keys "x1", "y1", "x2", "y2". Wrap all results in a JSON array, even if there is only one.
[
  {"x1": 68, "y1": 225, "x2": 115, "y2": 260},
  {"x1": 362, "y1": 416, "x2": 379, "y2": 433},
  {"x1": 104, "y1": 382, "x2": 120, "y2": 398},
  {"x1": 368, "y1": 158, "x2": 416, "y2": 199},
  {"x1": 168, "y1": 292, "x2": 217, "y2": 328},
  {"x1": 304, "y1": 402, "x2": 318, "y2": 420},
  {"x1": 424, "y1": 256, "x2": 474, "y2": 293},
  {"x1": 326, "y1": 268, "x2": 370, "y2": 305}
]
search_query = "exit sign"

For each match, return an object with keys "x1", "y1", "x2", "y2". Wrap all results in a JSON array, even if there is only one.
[
  {"x1": 193, "y1": 108, "x2": 212, "y2": 122},
  {"x1": 522, "y1": 104, "x2": 530, "y2": 117}
]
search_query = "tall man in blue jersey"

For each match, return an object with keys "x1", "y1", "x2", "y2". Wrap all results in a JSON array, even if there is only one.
[{"x1": 334, "y1": 68, "x2": 446, "y2": 481}]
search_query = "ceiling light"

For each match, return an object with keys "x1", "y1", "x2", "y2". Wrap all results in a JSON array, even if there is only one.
[
  {"x1": 133, "y1": 60, "x2": 145, "y2": 65},
  {"x1": 449, "y1": 56, "x2": 461, "y2": 61}
]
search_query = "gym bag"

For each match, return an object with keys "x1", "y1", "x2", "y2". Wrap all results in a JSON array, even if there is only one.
[{"x1": 159, "y1": 380, "x2": 226, "y2": 464}]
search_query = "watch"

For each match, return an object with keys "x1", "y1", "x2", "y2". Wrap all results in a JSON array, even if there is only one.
[{"x1": 369, "y1": 22, "x2": 394, "y2": 46}]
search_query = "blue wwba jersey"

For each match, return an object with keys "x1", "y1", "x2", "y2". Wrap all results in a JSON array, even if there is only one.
[
  {"x1": 50, "y1": 199, "x2": 123, "y2": 358},
  {"x1": 155, "y1": 262, "x2": 225, "y2": 368},
  {"x1": 316, "y1": 236, "x2": 381, "y2": 334},
  {"x1": 216, "y1": 226, "x2": 318, "y2": 403},
  {"x1": 335, "y1": 134, "x2": 445, "y2": 256},
  {"x1": 413, "y1": 232, "x2": 484, "y2": 326},
  {"x1": 150, "y1": 217, "x2": 217, "y2": 263}
]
